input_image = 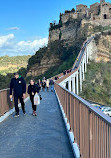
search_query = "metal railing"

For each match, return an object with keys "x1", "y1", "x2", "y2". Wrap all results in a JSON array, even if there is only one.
[
  {"x1": 0, "y1": 88, "x2": 14, "y2": 116},
  {"x1": 0, "y1": 86, "x2": 29, "y2": 117},
  {"x1": 55, "y1": 82, "x2": 111, "y2": 158},
  {"x1": 55, "y1": 34, "x2": 111, "y2": 157}
]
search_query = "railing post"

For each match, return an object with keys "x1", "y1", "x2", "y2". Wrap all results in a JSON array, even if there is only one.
[
  {"x1": 79, "y1": 65, "x2": 82, "y2": 92},
  {"x1": 82, "y1": 58, "x2": 85, "y2": 80}
]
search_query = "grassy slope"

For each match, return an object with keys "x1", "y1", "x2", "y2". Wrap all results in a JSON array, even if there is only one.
[
  {"x1": 80, "y1": 61, "x2": 111, "y2": 106},
  {"x1": 0, "y1": 55, "x2": 30, "y2": 90},
  {"x1": 0, "y1": 55, "x2": 31, "y2": 76}
]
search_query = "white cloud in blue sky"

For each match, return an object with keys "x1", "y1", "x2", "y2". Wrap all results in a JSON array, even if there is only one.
[
  {"x1": 7, "y1": 27, "x2": 20, "y2": 31},
  {"x1": 0, "y1": 34, "x2": 48, "y2": 56}
]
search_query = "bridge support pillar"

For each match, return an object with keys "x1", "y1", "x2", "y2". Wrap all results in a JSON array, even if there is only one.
[
  {"x1": 86, "y1": 47, "x2": 89, "y2": 64},
  {"x1": 79, "y1": 65, "x2": 82, "y2": 92},
  {"x1": 68, "y1": 79, "x2": 71, "y2": 91},
  {"x1": 82, "y1": 58, "x2": 85, "y2": 80},
  {"x1": 72, "y1": 75, "x2": 75, "y2": 94},
  {"x1": 63, "y1": 82, "x2": 66, "y2": 89},
  {"x1": 76, "y1": 73, "x2": 79, "y2": 95},
  {"x1": 84, "y1": 53, "x2": 87, "y2": 73}
]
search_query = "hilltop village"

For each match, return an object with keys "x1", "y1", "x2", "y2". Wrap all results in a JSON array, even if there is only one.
[
  {"x1": 61, "y1": 0, "x2": 111, "y2": 22},
  {"x1": 49, "y1": 0, "x2": 111, "y2": 43}
]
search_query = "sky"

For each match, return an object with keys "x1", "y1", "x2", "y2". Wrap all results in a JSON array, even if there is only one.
[{"x1": 0, "y1": 0, "x2": 101, "y2": 56}]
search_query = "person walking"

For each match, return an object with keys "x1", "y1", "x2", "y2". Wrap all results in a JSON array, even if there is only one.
[
  {"x1": 38, "y1": 79, "x2": 42, "y2": 91},
  {"x1": 10, "y1": 73, "x2": 26, "y2": 117},
  {"x1": 49, "y1": 78, "x2": 54, "y2": 92},
  {"x1": 46, "y1": 79, "x2": 49, "y2": 91},
  {"x1": 28, "y1": 79, "x2": 39, "y2": 116},
  {"x1": 42, "y1": 77, "x2": 46, "y2": 91}
]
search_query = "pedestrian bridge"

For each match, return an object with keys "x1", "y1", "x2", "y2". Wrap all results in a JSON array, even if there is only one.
[
  {"x1": 0, "y1": 32, "x2": 111, "y2": 158},
  {"x1": 0, "y1": 90, "x2": 74, "y2": 158}
]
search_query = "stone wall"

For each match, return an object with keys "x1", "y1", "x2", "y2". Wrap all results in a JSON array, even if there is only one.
[
  {"x1": 61, "y1": 13, "x2": 77, "y2": 24},
  {"x1": 48, "y1": 28, "x2": 60, "y2": 43}
]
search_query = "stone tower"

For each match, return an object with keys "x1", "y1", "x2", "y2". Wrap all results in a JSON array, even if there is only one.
[{"x1": 100, "y1": 0, "x2": 105, "y2": 4}]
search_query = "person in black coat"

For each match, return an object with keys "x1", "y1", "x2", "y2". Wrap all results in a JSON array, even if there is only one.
[
  {"x1": 28, "y1": 79, "x2": 39, "y2": 116},
  {"x1": 10, "y1": 73, "x2": 26, "y2": 117}
]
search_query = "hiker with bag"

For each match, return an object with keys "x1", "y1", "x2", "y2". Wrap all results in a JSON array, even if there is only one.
[{"x1": 28, "y1": 79, "x2": 40, "y2": 116}]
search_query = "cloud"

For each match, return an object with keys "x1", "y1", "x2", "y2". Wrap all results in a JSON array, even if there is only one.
[
  {"x1": 0, "y1": 34, "x2": 14, "y2": 48},
  {"x1": 0, "y1": 34, "x2": 48, "y2": 56},
  {"x1": 7, "y1": 27, "x2": 20, "y2": 31}
]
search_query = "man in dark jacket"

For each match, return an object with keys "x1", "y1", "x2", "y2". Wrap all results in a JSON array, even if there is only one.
[{"x1": 10, "y1": 73, "x2": 26, "y2": 117}]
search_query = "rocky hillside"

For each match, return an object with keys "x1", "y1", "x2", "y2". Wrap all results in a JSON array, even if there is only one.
[
  {"x1": 26, "y1": 17, "x2": 90, "y2": 80},
  {"x1": 26, "y1": 9, "x2": 111, "y2": 81}
]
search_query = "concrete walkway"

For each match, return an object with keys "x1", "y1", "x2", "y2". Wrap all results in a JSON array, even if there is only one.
[{"x1": 0, "y1": 90, "x2": 74, "y2": 158}]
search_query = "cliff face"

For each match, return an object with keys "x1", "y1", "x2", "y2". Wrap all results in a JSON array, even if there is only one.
[
  {"x1": 27, "y1": 53, "x2": 60, "y2": 77},
  {"x1": 48, "y1": 18, "x2": 82, "y2": 44},
  {"x1": 94, "y1": 31, "x2": 111, "y2": 62}
]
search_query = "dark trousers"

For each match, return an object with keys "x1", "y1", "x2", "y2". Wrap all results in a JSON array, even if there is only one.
[
  {"x1": 30, "y1": 95, "x2": 36, "y2": 111},
  {"x1": 14, "y1": 95, "x2": 25, "y2": 114}
]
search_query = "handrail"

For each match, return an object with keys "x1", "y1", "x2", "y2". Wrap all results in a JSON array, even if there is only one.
[
  {"x1": 0, "y1": 85, "x2": 29, "y2": 117},
  {"x1": 0, "y1": 88, "x2": 10, "y2": 92},
  {"x1": 55, "y1": 82, "x2": 111, "y2": 125},
  {"x1": 55, "y1": 82, "x2": 111, "y2": 157},
  {"x1": 72, "y1": 36, "x2": 94, "y2": 70}
]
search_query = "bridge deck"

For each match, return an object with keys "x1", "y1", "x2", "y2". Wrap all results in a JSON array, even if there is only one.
[{"x1": 0, "y1": 90, "x2": 74, "y2": 158}]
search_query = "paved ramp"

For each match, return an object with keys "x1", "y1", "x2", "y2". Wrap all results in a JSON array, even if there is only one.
[{"x1": 0, "y1": 90, "x2": 74, "y2": 158}]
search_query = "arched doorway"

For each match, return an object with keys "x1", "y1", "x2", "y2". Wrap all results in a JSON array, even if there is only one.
[{"x1": 104, "y1": 14, "x2": 107, "y2": 19}]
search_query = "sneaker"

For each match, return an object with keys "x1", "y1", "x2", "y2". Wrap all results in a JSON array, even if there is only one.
[
  {"x1": 32, "y1": 111, "x2": 35, "y2": 116},
  {"x1": 15, "y1": 113, "x2": 19, "y2": 117},
  {"x1": 23, "y1": 111, "x2": 26, "y2": 115},
  {"x1": 33, "y1": 111, "x2": 37, "y2": 116},
  {"x1": 34, "y1": 112, "x2": 37, "y2": 116}
]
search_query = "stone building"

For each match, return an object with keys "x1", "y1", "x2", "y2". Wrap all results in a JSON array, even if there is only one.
[
  {"x1": 90, "y1": 0, "x2": 111, "y2": 20},
  {"x1": 48, "y1": 0, "x2": 111, "y2": 43},
  {"x1": 76, "y1": 4, "x2": 89, "y2": 18},
  {"x1": 100, "y1": 2, "x2": 111, "y2": 19},
  {"x1": 90, "y1": 3, "x2": 100, "y2": 20}
]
